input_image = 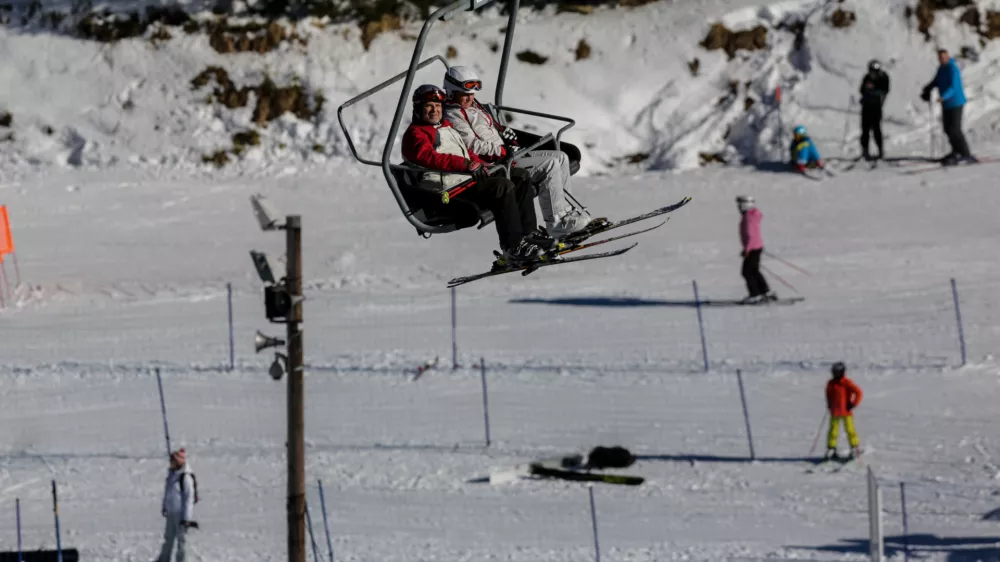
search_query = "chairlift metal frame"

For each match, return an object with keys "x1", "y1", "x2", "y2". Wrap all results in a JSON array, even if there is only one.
[{"x1": 336, "y1": 0, "x2": 580, "y2": 236}]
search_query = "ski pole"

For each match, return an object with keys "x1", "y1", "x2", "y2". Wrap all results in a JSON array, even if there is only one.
[
  {"x1": 763, "y1": 251, "x2": 813, "y2": 276},
  {"x1": 305, "y1": 501, "x2": 320, "y2": 562},
  {"x1": 318, "y1": 479, "x2": 334, "y2": 562},
  {"x1": 761, "y1": 264, "x2": 799, "y2": 294},
  {"x1": 52, "y1": 480, "x2": 63, "y2": 562},
  {"x1": 806, "y1": 412, "x2": 829, "y2": 459},
  {"x1": 156, "y1": 368, "x2": 172, "y2": 458}
]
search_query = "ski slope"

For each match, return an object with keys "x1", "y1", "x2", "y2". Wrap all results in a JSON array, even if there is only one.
[{"x1": 2, "y1": 0, "x2": 1000, "y2": 560}]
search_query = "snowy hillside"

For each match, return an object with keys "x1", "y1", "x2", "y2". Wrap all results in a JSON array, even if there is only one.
[
  {"x1": 3, "y1": 0, "x2": 1000, "y2": 175},
  {"x1": 2, "y1": 0, "x2": 1000, "y2": 561}
]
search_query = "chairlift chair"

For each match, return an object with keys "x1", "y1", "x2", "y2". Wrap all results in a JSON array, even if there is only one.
[{"x1": 336, "y1": 0, "x2": 584, "y2": 238}]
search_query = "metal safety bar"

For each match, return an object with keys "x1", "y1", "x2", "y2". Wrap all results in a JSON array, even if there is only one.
[{"x1": 337, "y1": 55, "x2": 450, "y2": 165}]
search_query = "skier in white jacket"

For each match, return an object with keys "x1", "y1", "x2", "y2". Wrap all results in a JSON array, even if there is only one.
[
  {"x1": 442, "y1": 66, "x2": 601, "y2": 241},
  {"x1": 157, "y1": 448, "x2": 197, "y2": 562}
]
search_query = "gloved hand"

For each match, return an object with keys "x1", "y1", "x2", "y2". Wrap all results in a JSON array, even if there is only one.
[
  {"x1": 499, "y1": 127, "x2": 518, "y2": 146},
  {"x1": 181, "y1": 520, "x2": 199, "y2": 529},
  {"x1": 468, "y1": 161, "x2": 489, "y2": 181},
  {"x1": 740, "y1": 250, "x2": 746, "y2": 258},
  {"x1": 847, "y1": 403, "x2": 855, "y2": 412},
  {"x1": 920, "y1": 86, "x2": 931, "y2": 102}
]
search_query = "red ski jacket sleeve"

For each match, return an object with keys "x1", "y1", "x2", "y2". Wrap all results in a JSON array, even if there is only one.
[{"x1": 401, "y1": 120, "x2": 483, "y2": 171}]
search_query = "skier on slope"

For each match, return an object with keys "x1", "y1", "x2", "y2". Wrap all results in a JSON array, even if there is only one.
[
  {"x1": 921, "y1": 48, "x2": 976, "y2": 166},
  {"x1": 157, "y1": 448, "x2": 198, "y2": 562},
  {"x1": 401, "y1": 84, "x2": 546, "y2": 267},
  {"x1": 859, "y1": 59, "x2": 890, "y2": 161},
  {"x1": 788, "y1": 125, "x2": 825, "y2": 173},
  {"x1": 825, "y1": 362, "x2": 863, "y2": 461},
  {"x1": 441, "y1": 66, "x2": 603, "y2": 243},
  {"x1": 736, "y1": 196, "x2": 775, "y2": 304}
]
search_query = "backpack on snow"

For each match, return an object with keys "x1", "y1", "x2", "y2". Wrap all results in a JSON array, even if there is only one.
[{"x1": 178, "y1": 472, "x2": 199, "y2": 504}]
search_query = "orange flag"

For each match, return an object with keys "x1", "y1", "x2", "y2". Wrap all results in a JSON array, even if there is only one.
[{"x1": 0, "y1": 205, "x2": 13, "y2": 256}]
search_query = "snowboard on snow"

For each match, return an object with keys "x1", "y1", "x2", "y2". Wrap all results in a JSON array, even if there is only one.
[{"x1": 487, "y1": 453, "x2": 644, "y2": 486}]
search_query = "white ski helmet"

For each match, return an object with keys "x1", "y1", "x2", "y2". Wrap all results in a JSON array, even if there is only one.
[
  {"x1": 443, "y1": 66, "x2": 482, "y2": 97},
  {"x1": 736, "y1": 195, "x2": 755, "y2": 212}
]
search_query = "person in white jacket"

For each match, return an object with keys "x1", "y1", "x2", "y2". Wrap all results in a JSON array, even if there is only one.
[
  {"x1": 157, "y1": 448, "x2": 197, "y2": 562},
  {"x1": 442, "y1": 66, "x2": 600, "y2": 241}
]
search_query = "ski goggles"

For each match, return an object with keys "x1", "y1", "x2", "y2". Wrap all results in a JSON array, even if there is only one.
[
  {"x1": 413, "y1": 85, "x2": 447, "y2": 104},
  {"x1": 445, "y1": 75, "x2": 482, "y2": 92}
]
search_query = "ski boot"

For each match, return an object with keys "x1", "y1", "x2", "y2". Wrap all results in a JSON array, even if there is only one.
[
  {"x1": 492, "y1": 238, "x2": 546, "y2": 271},
  {"x1": 823, "y1": 448, "x2": 840, "y2": 462}
]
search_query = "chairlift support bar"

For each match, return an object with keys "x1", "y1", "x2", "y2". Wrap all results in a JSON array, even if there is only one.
[{"x1": 337, "y1": 0, "x2": 579, "y2": 234}]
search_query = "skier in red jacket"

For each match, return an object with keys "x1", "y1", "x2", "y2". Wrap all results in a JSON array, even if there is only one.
[
  {"x1": 825, "y1": 362, "x2": 863, "y2": 460},
  {"x1": 401, "y1": 84, "x2": 544, "y2": 266}
]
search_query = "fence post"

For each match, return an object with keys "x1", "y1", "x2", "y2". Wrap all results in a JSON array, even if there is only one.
[
  {"x1": 736, "y1": 369, "x2": 756, "y2": 460},
  {"x1": 451, "y1": 287, "x2": 459, "y2": 370},
  {"x1": 900, "y1": 482, "x2": 909, "y2": 562},
  {"x1": 52, "y1": 480, "x2": 63, "y2": 562},
  {"x1": 318, "y1": 479, "x2": 334, "y2": 562},
  {"x1": 950, "y1": 278, "x2": 967, "y2": 366},
  {"x1": 16, "y1": 497, "x2": 23, "y2": 562},
  {"x1": 588, "y1": 485, "x2": 601, "y2": 562},
  {"x1": 480, "y1": 358, "x2": 491, "y2": 447},
  {"x1": 692, "y1": 280, "x2": 709, "y2": 372},
  {"x1": 156, "y1": 368, "x2": 172, "y2": 457},
  {"x1": 227, "y1": 282, "x2": 235, "y2": 371},
  {"x1": 867, "y1": 467, "x2": 884, "y2": 562}
]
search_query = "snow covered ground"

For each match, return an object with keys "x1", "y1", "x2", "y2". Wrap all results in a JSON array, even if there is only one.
[{"x1": 2, "y1": 0, "x2": 1000, "y2": 560}]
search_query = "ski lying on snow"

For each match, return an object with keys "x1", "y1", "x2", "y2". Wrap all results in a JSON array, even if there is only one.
[
  {"x1": 899, "y1": 156, "x2": 1000, "y2": 175},
  {"x1": 528, "y1": 464, "x2": 645, "y2": 486},
  {"x1": 446, "y1": 244, "x2": 637, "y2": 288}
]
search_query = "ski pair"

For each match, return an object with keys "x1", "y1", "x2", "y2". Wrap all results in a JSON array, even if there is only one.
[{"x1": 446, "y1": 197, "x2": 692, "y2": 287}]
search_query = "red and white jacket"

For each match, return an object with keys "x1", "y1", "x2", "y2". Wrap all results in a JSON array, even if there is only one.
[
  {"x1": 443, "y1": 101, "x2": 507, "y2": 162},
  {"x1": 401, "y1": 117, "x2": 484, "y2": 189}
]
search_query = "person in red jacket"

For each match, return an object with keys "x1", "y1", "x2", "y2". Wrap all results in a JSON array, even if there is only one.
[
  {"x1": 401, "y1": 84, "x2": 544, "y2": 266},
  {"x1": 825, "y1": 362, "x2": 863, "y2": 460}
]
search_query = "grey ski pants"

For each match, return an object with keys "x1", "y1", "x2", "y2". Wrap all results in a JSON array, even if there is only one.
[
  {"x1": 511, "y1": 150, "x2": 573, "y2": 225},
  {"x1": 157, "y1": 515, "x2": 187, "y2": 562}
]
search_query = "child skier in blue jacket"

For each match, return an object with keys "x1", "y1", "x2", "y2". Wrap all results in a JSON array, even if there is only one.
[{"x1": 788, "y1": 125, "x2": 824, "y2": 173}]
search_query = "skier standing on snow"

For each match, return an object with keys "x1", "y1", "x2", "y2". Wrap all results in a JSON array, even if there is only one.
[
  {"x1": 825, "y1": 362, "x2": 863, "y2": 461},
  {"x1": 157, "y1": 448, "x2": 198, "y2": 562},
  {"x1": 402, "y1": 84, "x2": 545, "y2": 266},
  {"x1": 859, "y1": 59, "x2": 890, "y2": 161},
  {"x1": 441, "y1": 66, "x2": 600, "y2": 242},
  {"x1": 788, "y1": 125, "x2": 825, "y2": 173},
  {"x1": 921, "y1": 49, "x2": 975, "y2": 165},
  {"x1": 736, "y1": 196, "x2": 774, "y2": 304}
]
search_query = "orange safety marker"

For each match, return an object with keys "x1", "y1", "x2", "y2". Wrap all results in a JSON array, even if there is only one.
[{"x1": 0, "y1": 205, "x2": 13, "y2": 256}]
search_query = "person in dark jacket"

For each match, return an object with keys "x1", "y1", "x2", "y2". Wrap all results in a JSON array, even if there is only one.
[
  {"x1": 921, "y1": 49, "x2": 975, "y2": 165},
  {"x1": 859, "y1": 59, "x2": 890, "y2": 160}
]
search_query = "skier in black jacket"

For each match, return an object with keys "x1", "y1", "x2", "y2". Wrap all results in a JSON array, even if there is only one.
[{"x1": 859, "y1": 59, "x2": 890, "y2": 161}]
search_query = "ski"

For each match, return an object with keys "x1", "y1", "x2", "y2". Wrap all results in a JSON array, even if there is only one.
[
  {"x1": 528, "y1": 464, "x2": 645, "y2": 486},
  {"x1": 698, "y1": 296, "x2": 805, "y2": 307},
  {"x1": 446, "y1": 244, "x2": 637, "y2": 288},
  {"x1": 560, "y1": 196, "x2": 692, "y2": 245},
  {"x1": 900, "y1": 155, "x2": 1000, "y2": 175},
  {"x1": 552, "y1": 219, "x2": 665, "y2": 257}
]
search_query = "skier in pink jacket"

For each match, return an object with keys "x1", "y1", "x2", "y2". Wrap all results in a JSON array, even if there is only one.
[{"x1": 737, "y1": 195, "x2": 775, "y2": 304}]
